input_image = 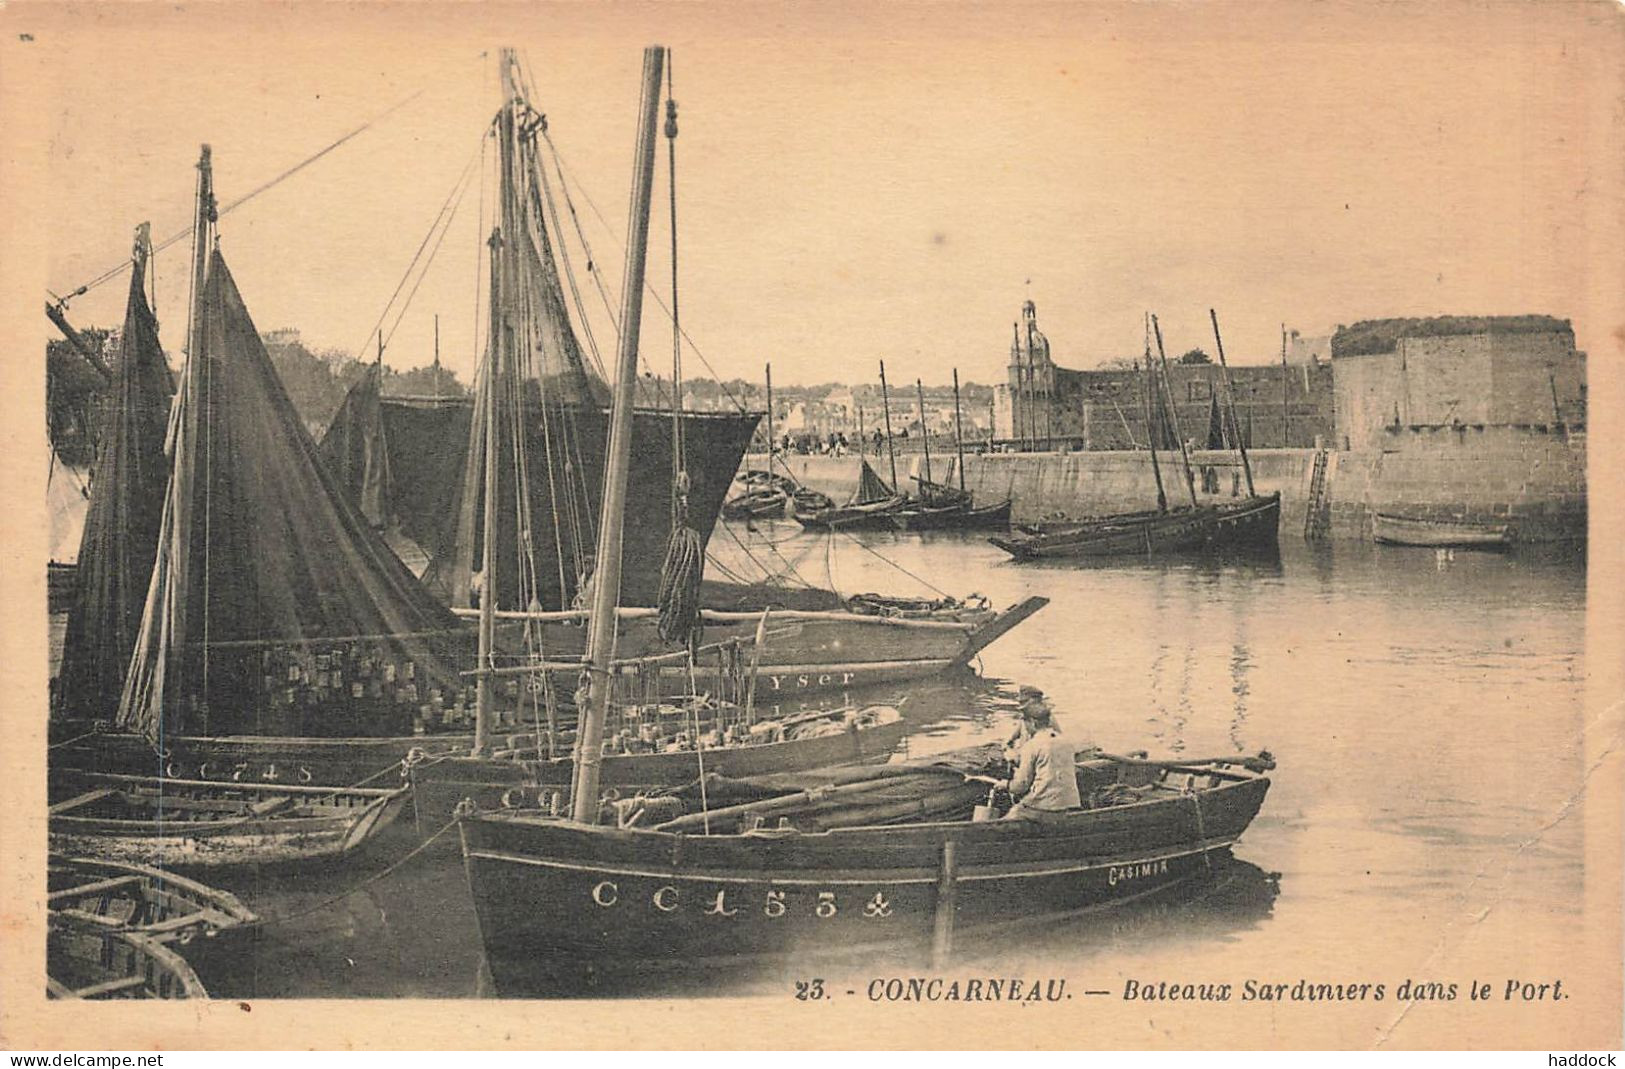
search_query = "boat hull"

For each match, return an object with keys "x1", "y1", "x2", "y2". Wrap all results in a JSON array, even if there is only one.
[
  {"x1": 791, "y1": 497, "x2": 909, "y2": 531},
  {"x1": 410, "y1": 716, "x2": 912, "y2": 829},
  {"x1": 49, "y1": 773, "x2": 410, "y2": 869},
  {"x1": 1373, "y1": 512, "x2": 1511, "y2": 548},
  {"x1": 990, "y1": 493, "x2": 1280, "y2": 560},
  {"x1": 891, "y1": 499, "x2": 1012, "y2": 532},
  {"x1": 459, "y1": 771, "x2": 1268, "y2": 993}
]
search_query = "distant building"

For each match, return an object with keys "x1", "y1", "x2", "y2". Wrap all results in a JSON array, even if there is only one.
[
  {"x1": 1002, "y1": 301, "x2": 1334, "y2": 450},
  {"x1": 1330, "y1": 316, "x2": 1585, "y2": 450}
]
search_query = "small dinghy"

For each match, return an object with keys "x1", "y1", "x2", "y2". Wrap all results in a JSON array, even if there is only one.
[
  {"x1": 48, "y1": 926, "x2": 207, "y2": 1000},
  {"x1": 48, "y1": 855, "x2": 258, "y2": 996},
  {"x1": 49, "y1": 771, "x2": 409, "y2": 868},
  {"x1": 48, "y1": 855, "x2": 257, "y2": 935}
]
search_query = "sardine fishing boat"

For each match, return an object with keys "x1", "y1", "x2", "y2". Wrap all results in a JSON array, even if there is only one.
[
  {"x1": 991, "y1": 493, "x2": 1281, "y2": 560},
  {"x1": 457, "y1": 745, "x2": 1275, "y2": 993},
  {"x1": 1373, "y1": 512, "x2": 1512, "y2": 549},
  {"x1": 49, "y1": 770, "x2": 409, "y2": 868},
  {"x1": 409, "y1": 703, "x2": 910, "y2": 827},
  {"x1": 890, "y1": 372, "x2": 1012, "y2": 532},
  {"x1": 991, "y1": 312, "x2": 1280, "y2": 562},
  {"x1": 791, "y1": 458, "x2": 909, "y2": 530},
  {"x1": 455, "y1": 53, "x2": 1275, "y2": 997}
]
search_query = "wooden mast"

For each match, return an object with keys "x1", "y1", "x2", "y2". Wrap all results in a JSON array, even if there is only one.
[
  {"x1": 765, "y1": 361, "x2": 775, "y2": 460},
  {"x1": 473, "y1": 226, "x2": 502, "y2": 758},
  {"x1": 572, "y1": 44, "x2": 666, "y2": 822},
  {"x1": 951, "y1": 368, "x2": 967, "y2": 493},
  {"x1": 878, "y1": 360, "x2": 899, "y2": 491},
  {"x1": 1141, "y1": 316, "x2": 1167, "y2": 513},
  {"x1": 915, "y1": 378, "x2": 933, "y2": 486},
  {"x1": 1208, "y1": 308, "x2": 1255, "y2": 497},
  {"x1": 1151, "y1": 314, "x2": 1199, "y2": 508},
  {"x1": 1280, "y1": 324, "x2": 1288, "y2": 448}
]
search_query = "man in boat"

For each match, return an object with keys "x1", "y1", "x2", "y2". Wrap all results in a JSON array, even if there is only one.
[{"x1": 997, "y1": 686, "x2": 1084, "y2": 821}]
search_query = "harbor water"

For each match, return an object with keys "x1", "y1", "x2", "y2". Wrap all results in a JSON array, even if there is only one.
[{"x1": 62, "y1": 527, "x2": 1586, "y2": 1005}]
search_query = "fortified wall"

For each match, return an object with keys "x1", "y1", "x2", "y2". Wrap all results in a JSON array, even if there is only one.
[{"x1": 753, "y1": 314, "x2": 1588, "y2": 544}]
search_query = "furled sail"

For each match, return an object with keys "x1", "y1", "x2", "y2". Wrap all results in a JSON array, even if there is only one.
[
  {"x1": 55, "y1": 234, "x2": 175, "y2": 722},
  {"x1": 117, "y1": 250, "x2": 468, "y2": 740}
]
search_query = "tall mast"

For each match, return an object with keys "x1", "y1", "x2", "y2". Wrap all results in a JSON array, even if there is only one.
[
  {"x1": 473, "y1": 229, "x2": 502, "y2": 757},
  {"x1": 915, "y1": 378, "x2": 933, "y2": 485},
  {"x1": 765, "y1": 361, "x2": 775, "y2": 460},
  {"x1": 878, "y1": 360, "x2": 898, "y2": 490},
  {"x1": 951, "y1": 368, "x2": 967, "y2": 493},
  {"x1": 1280, "y1": 323, "x2": 1289, "y2": 447},
  {"x1": 1208, "y1": 308, "x2": 1255, "y2": 496},
  {"x1": 1142, "y1": 315, "x2": 1167, "y2": 513},
  {"x1": 1151, "y1": 315, "x2": 1199, "y2": 508},
  {"x1": 572, "y1": 45, "x2": 666, "y2": 822}
]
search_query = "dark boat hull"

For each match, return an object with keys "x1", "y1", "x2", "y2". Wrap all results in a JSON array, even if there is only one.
[
  {"x1": 459, "y1": 768, "x2": 1269, "y2": 993},
  {"x1": 891, "y1": 499, "x2": 1012, "y2": 532},
  {"x1": 410, "y1": 714, "x2": 911, "y2": 828},
  {"x1": 990, "y1": 493, "x2": 1280, "y2": 560},
  {"x1": 791, "y1": 496, "x2": 909, "y2": 530}
]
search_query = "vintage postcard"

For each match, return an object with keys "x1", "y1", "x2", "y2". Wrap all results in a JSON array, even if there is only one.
[{"x1": 1, "y1": 0, "x2": 1620, "y2": 1052}]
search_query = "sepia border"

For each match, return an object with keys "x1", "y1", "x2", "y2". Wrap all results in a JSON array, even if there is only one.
[{"x1": 1, "y1": 0, "x2": 1620, "y2": 1050}]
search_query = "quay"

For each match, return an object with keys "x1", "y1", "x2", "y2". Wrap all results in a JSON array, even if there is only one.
[{"x1": 753, "y1": 311, "x2": 1588, "y2": 544}]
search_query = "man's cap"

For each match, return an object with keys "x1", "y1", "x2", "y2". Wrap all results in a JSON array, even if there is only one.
[{"x1": 1017, "y1": 684, "x2": 1045, "y2": 701}]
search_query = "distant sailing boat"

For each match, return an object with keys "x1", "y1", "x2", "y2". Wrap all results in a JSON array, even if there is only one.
[
  {"x1": 891, "y1": 370, "x2": 1011, "y2": 531},
  {"x1": 989, "y1": 312, "x2": 1279, "y2": 561}
]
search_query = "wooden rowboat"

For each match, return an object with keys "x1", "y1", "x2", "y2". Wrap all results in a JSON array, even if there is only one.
[
  {"x1": 49, "y1": 855, "x2": 257, "y2": 935},
  {"x1": 457, "y1": 746, "x2": 1275, "y2": 995},
  {"x1": 48, "y1": 926, "x2": 207, "y2": 1000},
  {"x1": 1373, "y1": 512, "x2": 1512, "y2": 548},
  {"x1": 49, "y1": 771, "x2": 409, "y2": 868},
  {"x1": 48, "y1": 855, "x2": 258, "y2": 995}
]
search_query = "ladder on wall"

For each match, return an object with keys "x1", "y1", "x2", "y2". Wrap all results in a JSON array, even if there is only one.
[{"x1": 1303, "y1": 449, "x2": 1332, "y2": 540}]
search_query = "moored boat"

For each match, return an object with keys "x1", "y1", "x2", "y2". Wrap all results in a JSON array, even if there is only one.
[
  {"x1": 49, "y1": 771, "x2": 409, "y2": 868},
  {"x1": 457, "y1": 746, "x2": 1275, "y2": 994},
  {"x1": 1373, "y1": 512, "x2": 1512, "y2": 548},
  {"x1": 48, "y1": 927, "x2": 207, "y2": 1000},
  {"x1": 991, "y1": 493, "x2": 1281, "y2": 560},
  {"x1": 48, "y1": 855, "x2": 258, "y2": 993},
  {"x1": 409, "y1": 703, "x2": 911, "y2": 827},
  {"x1": 791, "y1": 458, "x2": 909, "y2": 530},
  {"x1": 892, "y1": 495, "x2": 1012, "y2": 532}
]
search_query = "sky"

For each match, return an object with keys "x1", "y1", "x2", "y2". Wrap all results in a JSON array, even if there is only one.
[{"x1": 17, "y1": 1, "x2": 1624, "y2": 388}]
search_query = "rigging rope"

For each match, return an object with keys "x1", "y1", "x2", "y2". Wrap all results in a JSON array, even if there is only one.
[
  {"x1": 547, "y1": 143, "x2": 749, "y2": 415},
  {"x1": 50, "y1": 89, "x2": 427, "y2": 309}
]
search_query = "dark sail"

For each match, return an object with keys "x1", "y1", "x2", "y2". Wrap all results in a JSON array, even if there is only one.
[
  {"x1": 402, "y1": 397, "x2": 755, "y2": 611},
  {"x1": 118, "y1": 250, "x2": 468, "y2": 740},
  {"x1": 317, "y1": 363, "x2": 393, "y2": 528},
  {"x1": 55, "y1": 253, "x2": 174, "y2": 722},
  {"x1": 853, "y1": 459, "x2": 895, "y2": 505},
  {"x1": 1205, "y1": 391, "x2": 1228, "y2": 450}
]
